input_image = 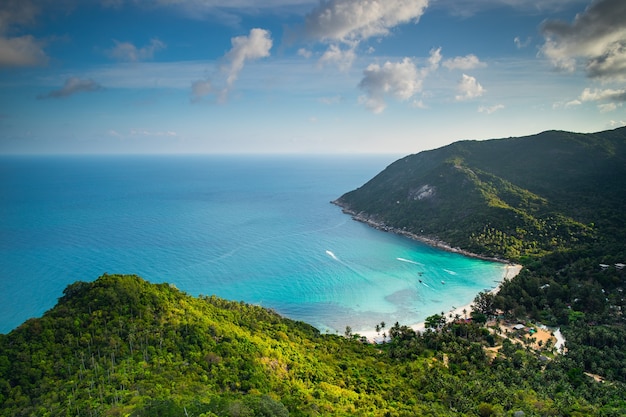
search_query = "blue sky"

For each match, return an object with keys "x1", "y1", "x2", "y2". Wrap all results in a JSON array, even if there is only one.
[{"x1": 1, "y1": 0, "x2": 625, "y2": 154}]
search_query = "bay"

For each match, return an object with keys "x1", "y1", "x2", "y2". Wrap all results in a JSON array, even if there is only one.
[{"x1": 0, "y1": 155, "x2": 505, "y2": 335}]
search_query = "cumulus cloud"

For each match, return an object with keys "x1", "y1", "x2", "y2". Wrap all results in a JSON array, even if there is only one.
[
  {"x1": 297, "y1": 48, "x2": 312, "y2": 59},
  {"x1": 357, "y1": 48, "x2": 441, "y2": 113},
  {"x1": 318, "y1": 44, "x2": 356, "y2": 71},
  {"x1": 442, "y1": 54, "x2": 486, "y2": 70},
  {"x1": 358, "y1": 57, "x2": 421, "y2": 113},
  {"x1": 223, "y1": 28, "x2": 272, "y2": 88},
  {"x1": 191, "y1": 28, "x2": 272, "y2": 102},
  {"x1": 106, "y1": 38, "x2": 165, "y2": 62},
  {"x1": 455, "y1": 74, "x2": 485, "y2": 101},
  {"x1": 303, "y1": 0, "x2": 428, "y2": 43},
  {"x1": 38, "y1": 77, "x2": 104, "y2": 99},
  {"x1": 478, "y1": 104, "x2": 504, "y2": 114},
  {"x1": 579, "y1": 87, "x2": 626, "y2": 103},
  {"x1": 539, "y1": 0, "x2": 626, "y2": 81},
  {"x1": 427, "y1": 47, "x2": 442, "y2": 71}
]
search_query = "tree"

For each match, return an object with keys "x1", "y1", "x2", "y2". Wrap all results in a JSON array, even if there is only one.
[
  {"x1": 425, "y1": 314, "x2": 445, "y2": 331},
  {"x1": 344, "y1": 326, "x2": 352, "y2": 338},
  {"x1": 473, "y1": 291, "x2": 496, "y2": 317}
]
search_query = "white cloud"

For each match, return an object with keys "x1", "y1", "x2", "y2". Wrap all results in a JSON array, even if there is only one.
[
  {"x1": 436, "y1": 0, "x2": 588, "y2": 17},
  {"x1": 411, "y1": 99, "x2": 427, "y2": 109},
  {"x1": 514, "y1": 36, "x2": 531, "y2": 49},
  {"x1": 539, "y1": 0, "x2": 626, "y2": 81},
  {"x1": 455, "y1": 74, "x2": 485, "y2": 101},
  {"x1": 106, "y1": 38, "x2": 165, "y2": 62},
  {"x1": 579, "y1": 87, "x2": 626, "y2": 103},
  {"x1": 191, "y1": 28, "x2": 272, "y2": 101},
  {"x1": 297, "y1": 48, "x2": 312, "y2": 58},
  {"x1": 566, "y1": 99, "x2": 582, "y2": 107},
  {"x1": 427, "y1": 47, "x2": 442, "y2": 71},
  {"x1": 303, "y1": 0, "x2": 428, "y2": 43},
  {"x1": 478, "y1": 104, "x2": 504, "y2": 114},
  {"x1": 38, "y1": 77, "x2": 104, "y2": 99},
  {"x1": 598, "y1": 102, "x2": 619, "y2": 112},
  {"x1": 609, "y1": 120, "x2": 626, "y2": 127},
  {"x1": 191, "y1": 79, "x2": 212, "y2": 101},
  {"x1": 358, "y1": 57, "x2": 421, "y2": 113},
  {"x1": 223, "y1": 28, "x2": 273, "y2": 88},
  {"x1": 442, "y1": 54, "x2": 486, "y2": 70},
  {"x1": 318, "y1": 44, "x2": 355, "y2": 71}
]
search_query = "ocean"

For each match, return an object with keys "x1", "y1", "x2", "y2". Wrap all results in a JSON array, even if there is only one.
[{"x1": 0, "y1": 155, "x2": 505, "y2": 335}]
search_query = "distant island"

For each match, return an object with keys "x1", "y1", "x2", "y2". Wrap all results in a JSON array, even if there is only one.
[{"x1": 1, "y1": 127, "x2": 625, "y2": 416}]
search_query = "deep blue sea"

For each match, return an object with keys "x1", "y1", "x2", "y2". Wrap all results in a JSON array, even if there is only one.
[{"x1": 0, "y1": 155, "x2": 505, "y2": 335}]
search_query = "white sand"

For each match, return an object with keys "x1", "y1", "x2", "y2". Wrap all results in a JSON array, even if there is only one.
[{"x1": 357, "y1": 263, "x2": 523, "y2": 343}]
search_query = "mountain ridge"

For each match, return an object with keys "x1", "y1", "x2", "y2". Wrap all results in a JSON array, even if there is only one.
[{"x1": 334, "y1": 126, "x2": 626, "y2": 261}]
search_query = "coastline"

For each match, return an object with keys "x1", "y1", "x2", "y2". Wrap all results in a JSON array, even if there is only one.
[
  {"x1": 331, "y1": 201, "x2": 510, "y2": 264},
  {"x1": 331, "y1": 201, "x2": 523, "y2": 343},
  {"x1": 357, "y1": 263, "x2": 522, "y2": 343}
]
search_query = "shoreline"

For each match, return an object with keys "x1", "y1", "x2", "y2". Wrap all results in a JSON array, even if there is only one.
[
  {"x1": 331, "y1": 201, "x2": 523, "y2": 343},
  {"x1": 331, "y1": 201, "x2": 510, "y2": 264},
  {"x1": 357, "y1": 264, "x2": 522, "y2": 343}
]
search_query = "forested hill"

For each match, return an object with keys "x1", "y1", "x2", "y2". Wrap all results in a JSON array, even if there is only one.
[
  {"x1": 1, "y1": 274, "x2": 625, "y2": 416},
  {"x1": 334, "y1": 127, "x2": 626, "y2": 261}
]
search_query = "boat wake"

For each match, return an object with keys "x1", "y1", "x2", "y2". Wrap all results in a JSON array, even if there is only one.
[
  {"x1": 443, "y1": 269, "x2": 458, "y2": 275},
  {"x1": 397, "y1": 257, "x2": 423, "y2": 266},
  {"x1": 325, "y1": 250, "x2": 339, "y2": 261}
]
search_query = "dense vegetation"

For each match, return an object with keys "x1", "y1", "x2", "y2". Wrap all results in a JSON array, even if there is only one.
[
  {"x1": 335, "y1": 127, "x2": 626, "y2": 261},
  {"x1": 335, "y1": 127, "x2": 626, "y2": 393},
  {"x1": 2, "y1": 127, "x2": 626, "y2": 415},
  {"x1": 1, "y1": 274, "x2": 624, "y2": 416}
]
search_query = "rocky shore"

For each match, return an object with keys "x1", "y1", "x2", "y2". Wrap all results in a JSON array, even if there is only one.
[{"x1": 331, "y1": 199, "x2": 510, "y2": 264}]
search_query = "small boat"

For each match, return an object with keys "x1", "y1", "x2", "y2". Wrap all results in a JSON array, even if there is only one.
[{"x1": 441, "y1": 280, "x2": 445, "y2": 285}]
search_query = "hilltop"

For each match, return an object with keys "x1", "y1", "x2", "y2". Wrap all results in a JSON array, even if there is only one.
[
  {"x1": 1, "y1": 274, "x2": 624, "y2": 416},
  {"x1": 334, "y1": 127, "x2": 626, "y2": 262}
]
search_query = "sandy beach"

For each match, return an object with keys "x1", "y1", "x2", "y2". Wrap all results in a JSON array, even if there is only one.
[{"x1": 358, "y1": 263, "x2": 523, "y2": 343}]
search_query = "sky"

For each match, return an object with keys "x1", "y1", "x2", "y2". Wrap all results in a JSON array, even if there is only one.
[{"x1": 1, "y1": 0, "x2": 625, "y2": 154}]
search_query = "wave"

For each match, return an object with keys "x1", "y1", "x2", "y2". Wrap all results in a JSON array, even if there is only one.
[{"x1": 396, "y1": 257, "x2": 423, "y2": 266}]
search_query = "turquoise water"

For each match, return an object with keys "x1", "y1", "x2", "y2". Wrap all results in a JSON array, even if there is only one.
[{"x1": 0, "y1": 155, "x2": 505, "y2": 335}]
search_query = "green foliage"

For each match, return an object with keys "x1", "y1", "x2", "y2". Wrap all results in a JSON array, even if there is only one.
[
  {"x1": 335, "y1": 127, "x2": 625, "y2": 261},
  {"x1": 3, "y1": 127, "x2": 626, "y2": 416},
  {"x1": 2, "y1": 274, "x2": 625, "y2": 416}
]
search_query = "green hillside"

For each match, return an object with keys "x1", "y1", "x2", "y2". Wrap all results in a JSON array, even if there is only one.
[
  {"x1": 335, "y1": 127, "x2": 626, "y2": 261},
  {"x1": 335, "y1": 127, "x2": 626, "y2": 387},
  {"x1": 2, "y1": 128, "x2": 626, "y2": 416},
  {"x1": 1, "y1": 274, "x2": 624, "y2": 416}
]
